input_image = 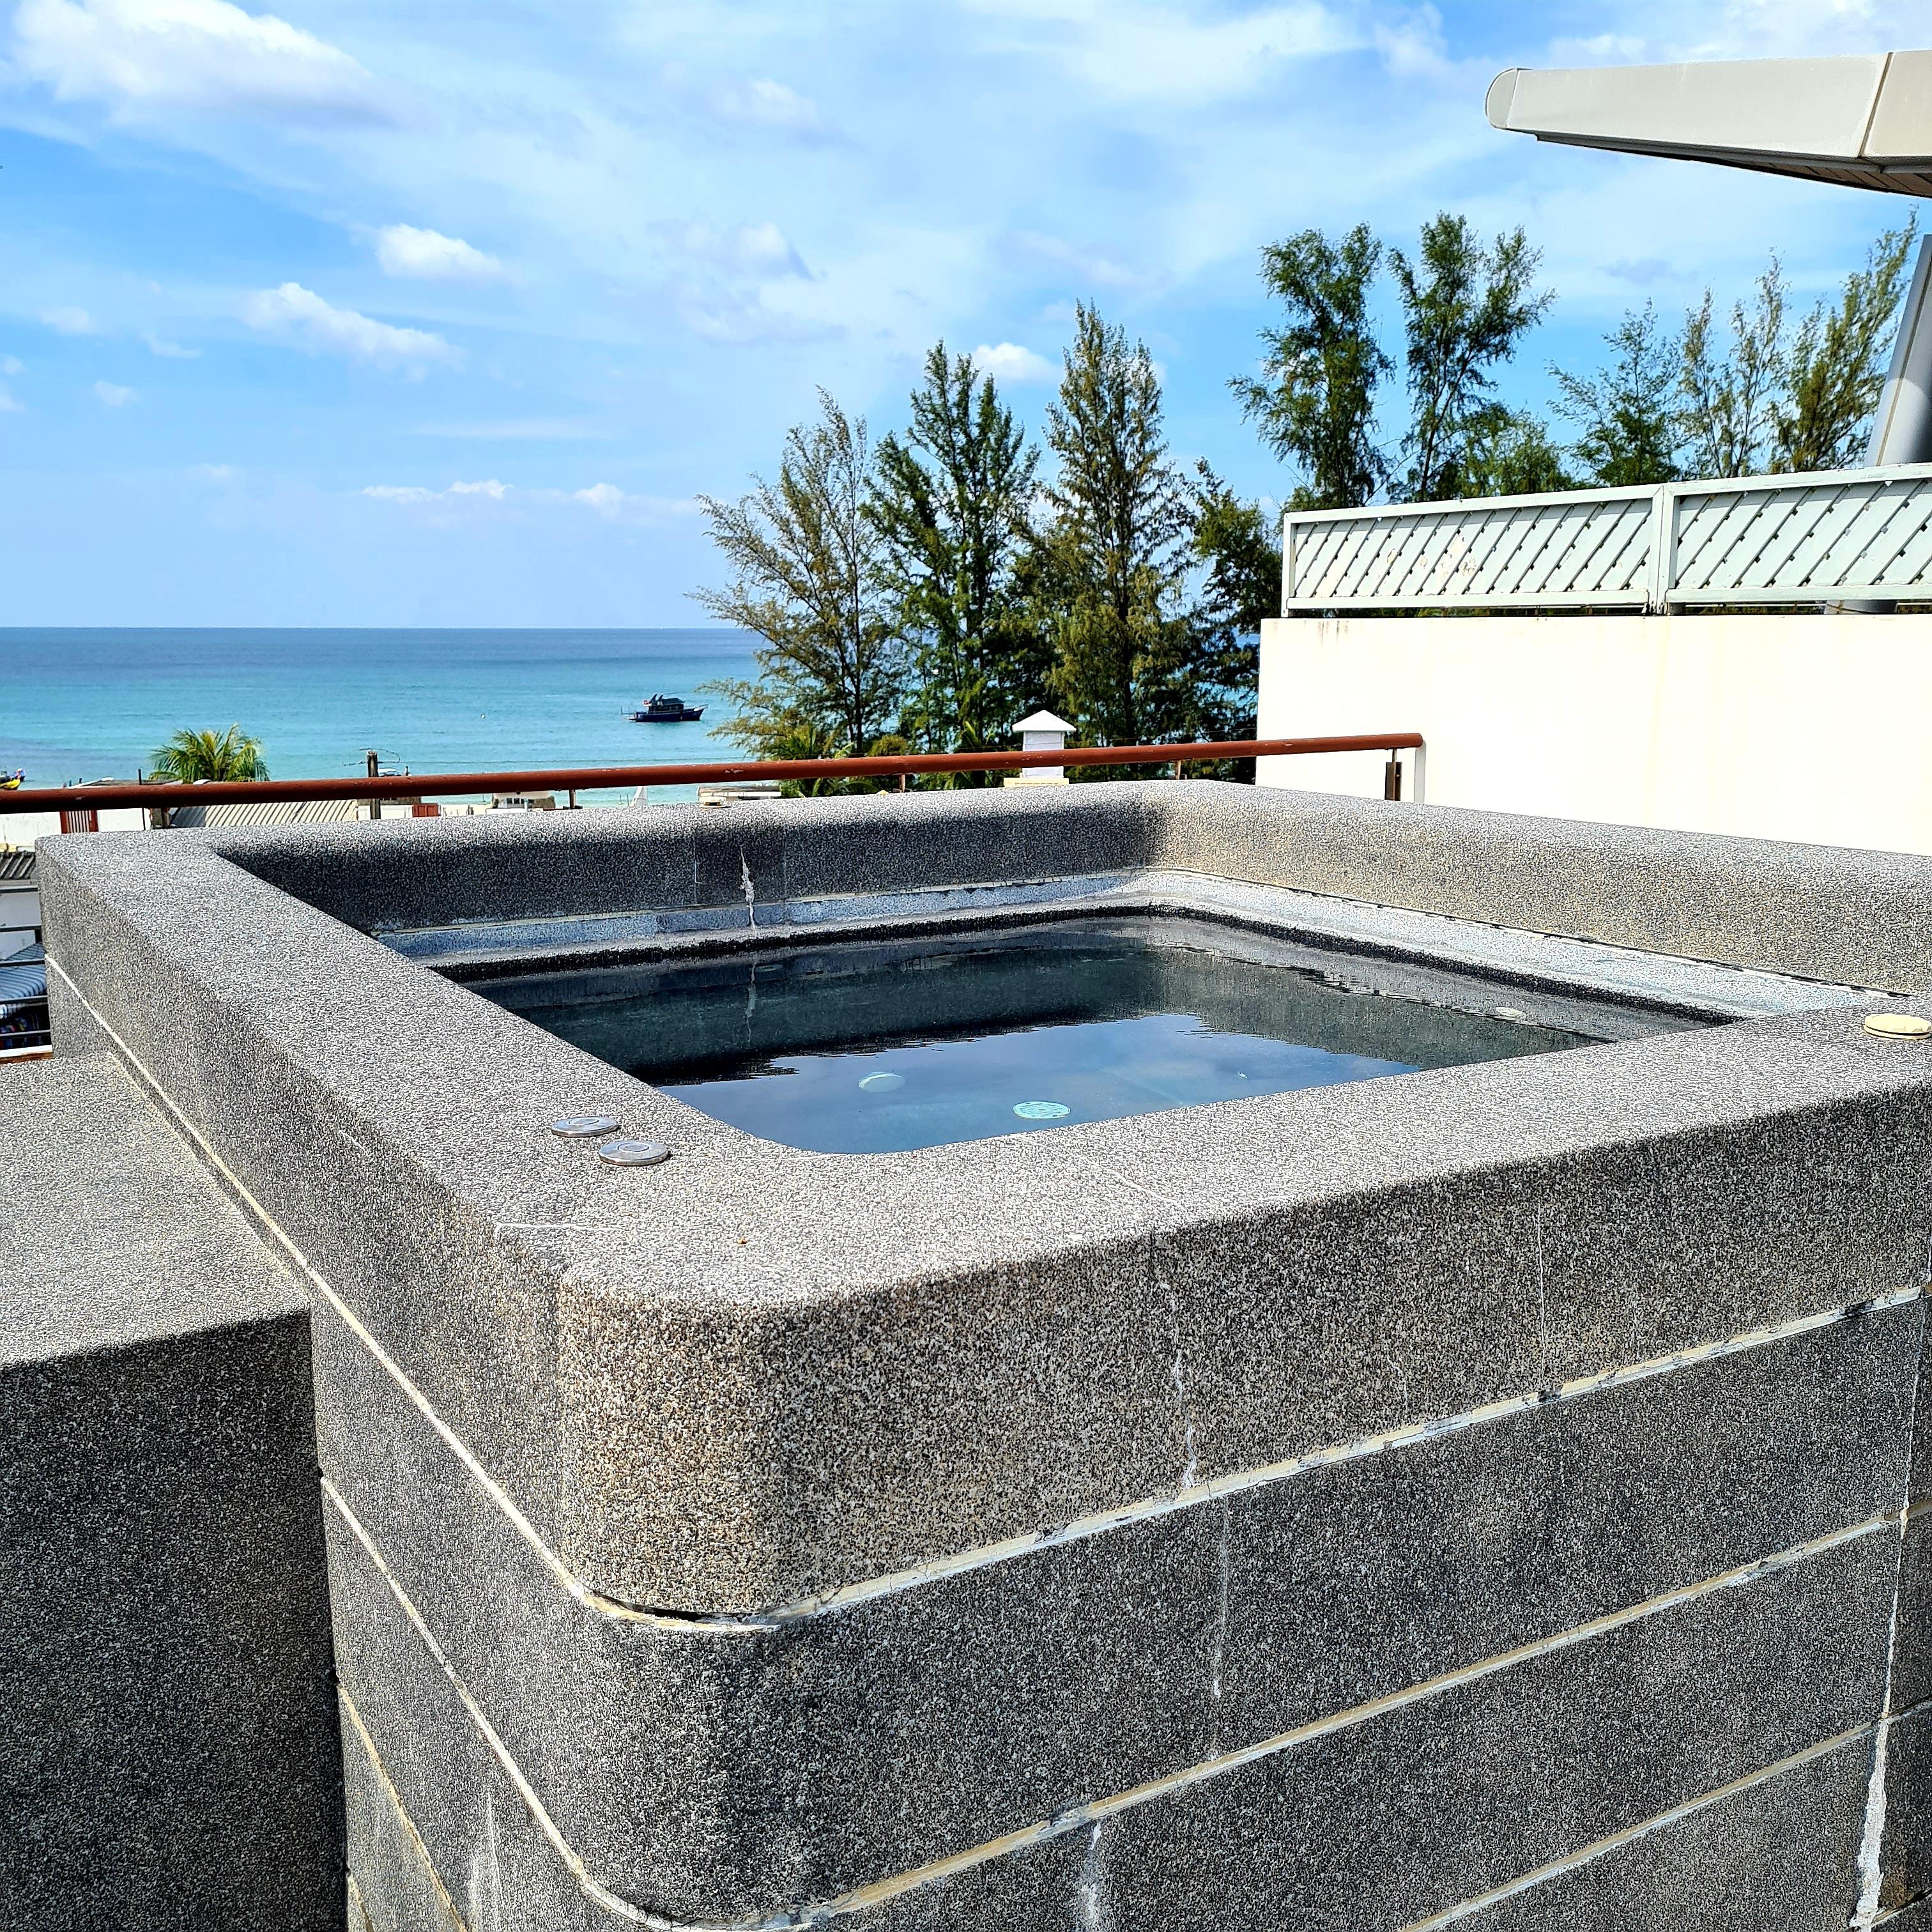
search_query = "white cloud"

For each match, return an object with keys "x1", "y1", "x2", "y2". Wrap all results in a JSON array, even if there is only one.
[
  {"x1": 374, "y1": 224, "x2": 505, "y2": 283},
  {"x1": 94, "y1": 379, "x2": 137, "y2": 404},
  {"x1": 145, "y1": 334, "x2": 197, "y2": 356},
  {"x1": 1004, "y1": 231, "x2": 1159, "y2": 292},
  {"x1": 0, "y1": 388, "x2": 22, "y2": 414},
  {"x1": 970, "y1": 341, "x2": 1055, "y2": 384},
  {"x1": 241, "y1": 282, "x2": 461, "y2": 372},
  {"x1": 359, "y1": 477, "x2": 694, "y2": 523},
  {"x1": 12, "y1": 0, "x2": 387, "y2": 121},
  {"x1": 193, "y1": 461, "x2": 234, "y2": 478},
  {"x1": 1, "y1": 356, "x2": 23, "y2": 375},
  {"x1": 41, "y1": 305, "x2": 96, "y2": 334},
  {"x1": 708, "y1": 75, "x2": 832, "y2": 139},
  {"x1": 664, "y1": 219, "x2": 809, "y2": 280},
  {"x1": 963, "y1": 0, "x2": 1360, "y2": 105}
]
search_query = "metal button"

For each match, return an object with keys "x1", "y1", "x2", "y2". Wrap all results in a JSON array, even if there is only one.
[
  {"x1": 597, "y1": 1139, "x2": 671, "y2": 1167},
  {"x1": 552, "y1": 1116, "x2": 622, "y2": 1138}
]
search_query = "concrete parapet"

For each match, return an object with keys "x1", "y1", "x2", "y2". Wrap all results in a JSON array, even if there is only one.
[{"x1": 0, "y1": 1057, "x2": 341, "y2": 1929}]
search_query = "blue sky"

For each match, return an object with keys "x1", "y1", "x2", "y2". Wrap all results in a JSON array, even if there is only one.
[{"x1": 0, "y1": 0, "x2": 1925, "y2": 625}]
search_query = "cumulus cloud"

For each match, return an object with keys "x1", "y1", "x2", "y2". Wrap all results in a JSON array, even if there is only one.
[
  {"x1": 242, "y1": 282, "x2": 461, "y2": 372},
  {"x1": 374, "y1": 224, "x2": 505, "y2": 282},
  {"x1": 447, "y1": 477, "x2": 508, "y2": 497},
  {"x1": 970, "y1": 342, "x2": 1055, "y2": 383},
  {"x1": 193, "y1": 461, "x2": 234, "y2": 479},
  {"x1": 362, "y1": 482, "x2": 436, "y2": 503},
  {"x1": 93, "y1": 379, "x2": 137, "y2": 404},
  {"x1": 145, "y1": 333, "x2": 197, "y2": 356},
  {"x1": 1, "y1": 356, "x2": 24, "y2": 376},
  {"x1": 0, "y1": 388, "x2": 22, "y2": 414},
  {"x1": 12, "y1": 0, "x2": 387, "y2": 121},
  {"x1": 41, "y1": 305, "x2": 95, "y2": 334}
]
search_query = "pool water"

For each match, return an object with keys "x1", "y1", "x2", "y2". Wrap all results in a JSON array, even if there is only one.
[{"x1": 478, "y1": 918, "x2": 1684, "y2": 1155}]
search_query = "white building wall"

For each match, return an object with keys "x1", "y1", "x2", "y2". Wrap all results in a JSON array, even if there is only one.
[{"x1": 1257, "y1": 611, "x2": 1932, "y2": 857}]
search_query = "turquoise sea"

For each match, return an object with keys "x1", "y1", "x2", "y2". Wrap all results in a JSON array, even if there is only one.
[{"x1": 0, "y1": 627, "x2": 763, "y2": 806}]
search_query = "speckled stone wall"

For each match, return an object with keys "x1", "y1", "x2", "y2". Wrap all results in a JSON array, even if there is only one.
[{"x1": 31, "y1": 783, "x2": 1932, "y2": 1928}]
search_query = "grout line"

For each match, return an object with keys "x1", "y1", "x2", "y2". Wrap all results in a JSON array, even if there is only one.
[
  {"x1": 52, "y1": 954, "x2": 1930, "y2": 1630},
  {"x1": 338, "y1": 1684, "x2": 475, "y2": 1932},
  {"x1": 326, "y1": 1471, "x2": 1895, "y2": 1932},
  {"x1": 1395, "y1": 1725, "x2": 1876, "y2": 1931}
]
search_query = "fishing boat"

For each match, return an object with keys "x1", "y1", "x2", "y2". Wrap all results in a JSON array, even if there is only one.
[{"x1": 627, "y1": 695, "x2": 704, "y2": 723}]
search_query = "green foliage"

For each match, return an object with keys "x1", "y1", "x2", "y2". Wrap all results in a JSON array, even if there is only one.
[
  {"x1": 1034, "y1": 303, "x2": 1196, "y2": 755},
  {"x1": 1392, "y1": 215, "x2": 1552, "y2": 501},
  {"x1": 1230, "y1": 224, "x2": 1390, "y2": 510},
  {"x1": 693, "y1": 389, "x2": 903, "y2": 758},
  {"x1": 149, "y1": 724, "x2": 268, "y2": 781},
  {"x1": 1186, "y1": 460, "x2": 1274, "y2": 745},
  {"x1": 1457, "y1": 408, "x2": 1576, "y2": 497},
  {"x1": 1678, "y1": 264, "x2": 1788, "y2": 479},
  {"x1": 1777, "y1": 218, "x2": 1918, "y2": 473},
  {"x1": 1551, "y1": 303, "x2": 1680, "y2": 486},
  {"x1": 870, "y1": 343, "x2": 1043, "y2": 783}
]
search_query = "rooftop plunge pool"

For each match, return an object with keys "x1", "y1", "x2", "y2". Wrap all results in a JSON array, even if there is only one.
[{"x1": 475, "y1": 916, "x2": 1708, "y2": 1154}]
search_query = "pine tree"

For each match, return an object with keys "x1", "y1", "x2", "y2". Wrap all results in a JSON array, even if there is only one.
[
  {"x1": 1552, "y1": 303, "x2": 1680, "y2": 486},
  {"x1": 1678, "y1": 264, "x2": 1788, "y2": 479},
  {"x1": 1184, "y1": 460, "x2": 1275, "y2": 760},
  {"x1": 1230, "y1": 225, "x2": 1390, "y2": 510},
  {"x1": 1777, "y1": 219, "x2": 1918, "y2": 473},
  {"x1": 870, "y1": 344, "x2": 1042, "y2": 781},
  {"x1": 1457, "y1": 409, "x2": 1576, "y2": 497},
  {"x1": 693, "y1": 390, "x2": 903, "y2": 760},
  {"x1": 1392, "y1": 215, "x2": 1552, "y2": 501},
  {"x1": 1034, "y1": 304, "x2": 1194, "y2": 753}
]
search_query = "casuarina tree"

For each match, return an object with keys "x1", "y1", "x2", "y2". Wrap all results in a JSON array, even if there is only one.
[
  {"x1": 693, "y1": 390, "x2": 903, "y2": 759},
  {"x1": 870, "y1": 343, "x2": 1043, "y2": 779}
]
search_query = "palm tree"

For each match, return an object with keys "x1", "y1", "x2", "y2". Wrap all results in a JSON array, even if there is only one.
[{"x1": 149, "y1": 725, "x2": 270, "y2": 782}]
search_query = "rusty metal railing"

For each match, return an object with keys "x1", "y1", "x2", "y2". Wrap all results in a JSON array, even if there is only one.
[{"x1": 0, "y1": 733, "x2": 1423, "y2": 818}]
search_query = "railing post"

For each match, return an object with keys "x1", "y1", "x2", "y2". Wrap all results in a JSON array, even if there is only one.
[
  {"x1": 1643, "y1": 484, "x2": 1677, "y2": 613},
  {"x1": 1383, "y1": 751, "x2": 1402, "y2": 801},
  {"x1": 1280, "y1": 513, "x2": 1296, "y2": 617}
]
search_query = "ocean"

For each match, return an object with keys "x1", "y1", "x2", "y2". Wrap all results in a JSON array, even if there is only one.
[{"x1": 0, "y1": 627, "x2": 765, "y2": 805}]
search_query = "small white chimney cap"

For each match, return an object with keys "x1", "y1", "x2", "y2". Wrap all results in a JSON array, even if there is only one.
[{"x1": 1015, "y1": 710, "x2": 1074, "y2": 736}]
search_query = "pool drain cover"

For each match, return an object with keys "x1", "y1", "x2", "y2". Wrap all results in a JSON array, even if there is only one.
[
  {"x1": 598, "y1": 1140, "x2": 671, "y2": 1167},
  {"x1": 1014, "y1": 1101, "x2": 1071, "y2": 1120}
]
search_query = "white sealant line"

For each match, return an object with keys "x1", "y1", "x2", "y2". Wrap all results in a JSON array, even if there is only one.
[
  {"x1": 325, "y1": 1471, "x2": 1896, "y2": 1932},
  {"x1": 1856, "y1": 1251, "x2": 1930, "y2": 1930},
  {"x1": 54, "y1": 954, "x2": 1931, "y2": 1634},
  {"x1": 1395, "y1": 1724, "x2": 1877, "y2": 1931},
  {"x1": 338, "y1": 1685, "x2": 474, "y2": 1932}
]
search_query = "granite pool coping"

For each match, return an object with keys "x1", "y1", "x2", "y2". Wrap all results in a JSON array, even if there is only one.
[{"x1": 36, "y1": 782, "x2": 1932, "y2": 1613}]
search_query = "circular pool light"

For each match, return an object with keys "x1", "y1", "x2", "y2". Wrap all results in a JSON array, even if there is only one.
[
  {"x1": 1865, "y1": 1013, "x2": 1932, "y2": 1039},
  {"x1": 552, "y1": 1115, "x2": 621, "y2": 1138},
  {"x1": 858, "y1": 1072, "x2": 905, "y2": 1093},
  {"x1": 597, "y1": 1139, "x2": 671, "y2": 1167},
  {"x1": 1014, "y1": 1100, "x2": 1071, "y2": 1121}
]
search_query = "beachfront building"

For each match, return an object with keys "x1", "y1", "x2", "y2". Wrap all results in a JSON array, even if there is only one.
[{"x1": 1259, "y1": 49, "x2": 1932, "y2": 856}]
